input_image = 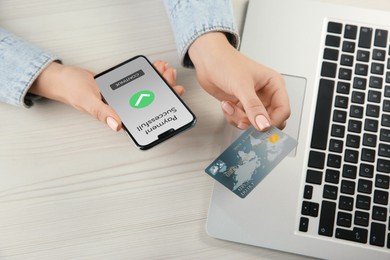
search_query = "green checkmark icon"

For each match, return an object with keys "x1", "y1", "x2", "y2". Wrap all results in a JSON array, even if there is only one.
[{"x1": 129, "y1": 90, "x2": 155, "y2": 109}]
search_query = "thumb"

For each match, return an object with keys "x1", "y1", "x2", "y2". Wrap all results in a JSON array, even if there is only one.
[
  {"x1": 237, "y1": 88, "x2": 271, "y2": 131},
  {"x1": 88, "y1": 99, "x2": 122, "y2": 131}
]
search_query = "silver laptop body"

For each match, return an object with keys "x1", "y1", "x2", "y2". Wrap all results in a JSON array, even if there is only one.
[{"x1": 207, "y1": 0, "x2": 390, "y2": 259}]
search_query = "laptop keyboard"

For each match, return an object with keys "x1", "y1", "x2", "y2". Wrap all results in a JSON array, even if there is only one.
[{"x1": 300, "y1": 20, "x2": 390, "y2": 249}]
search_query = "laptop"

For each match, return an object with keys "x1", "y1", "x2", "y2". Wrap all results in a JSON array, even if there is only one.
[{"x1": 206, "y1": 0, "x2": 390, "y2": 259}]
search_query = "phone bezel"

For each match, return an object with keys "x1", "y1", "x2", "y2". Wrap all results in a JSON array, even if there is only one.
[{"x1": 95, "y1": 55, "x2": 196, "y2": 150}]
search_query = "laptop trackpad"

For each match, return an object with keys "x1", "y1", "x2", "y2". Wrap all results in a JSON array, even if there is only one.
[{"x1": 282, "y1": 74, "x2": 306, "y2": 156}]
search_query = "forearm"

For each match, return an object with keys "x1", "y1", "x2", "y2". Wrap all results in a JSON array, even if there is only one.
[{"x1": 0, "y1": 28, "x2": 59, "y2": 108}]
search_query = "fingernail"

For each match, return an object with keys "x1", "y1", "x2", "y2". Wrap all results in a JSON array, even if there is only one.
[
  {"x1": 106, "y1": 117, "x2": 119, "y2": 131},
  {"x1": 164, "y1": 62, "x2": 169, "y2": 69},
  {"x1": 255, "y1": 115, "x2": 270, "y2": 131},
  {"x1": 221, "y1": 101, "x2": 234, "y2": 116},
  {"x1": 237, "y1": 122, "x2": 250, "y2": 130}
]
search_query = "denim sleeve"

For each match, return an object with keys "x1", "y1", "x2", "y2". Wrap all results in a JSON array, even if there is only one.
[
  {"x1": 0, "y1": 28, "x2": 59, "y2": 108},
  {"x1": 163, "y1": 0, "x2": 240, "y2": 68}
]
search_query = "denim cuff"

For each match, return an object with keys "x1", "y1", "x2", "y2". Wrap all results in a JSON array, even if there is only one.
[
  {"x1": 0, "y1": 28, "x2": 60, "y2": 108},
  {"x1": 164, "y1": 0, "x2": 240, "y2": 68}
]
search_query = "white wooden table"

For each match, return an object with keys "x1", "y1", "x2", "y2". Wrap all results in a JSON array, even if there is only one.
[{"x1": 0, "y1": 0, "x2": 385, "y2": 259}]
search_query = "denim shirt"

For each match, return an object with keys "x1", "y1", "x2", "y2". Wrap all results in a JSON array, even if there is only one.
[
  {"x1": 0, "y1": 28, "x2": 58, "y2": 108},
  {"x1": 163, "y1": 0, "x2": 239, "y2": 67},
  {"x1": 0, "y1": 0, "x2": 239, "y2": 108}
]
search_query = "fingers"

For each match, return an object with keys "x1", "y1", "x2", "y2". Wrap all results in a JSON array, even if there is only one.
[
  {"x1": 221, "y1": 101, "x2": 251, "y2": 130},
  {"x1": 83, "y1": 97, "x2": 122, "y2": 132},
  {"x1": 153, "y1": 60, "x2": 186, "y2": 96},
  {"x1": 235, "y1": 87, "x2": 271, "y2": 132}
]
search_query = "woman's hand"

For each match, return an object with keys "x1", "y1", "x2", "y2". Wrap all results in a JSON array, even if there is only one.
[
  {"x1": 29, "y1": 60, "x2": 184, "y2": 131},
  {"x1": 189, "y1": 32, "x2": 290, "y2": 131}
]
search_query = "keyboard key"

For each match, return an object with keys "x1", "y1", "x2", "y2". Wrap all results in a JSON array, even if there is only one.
[
  {"x1": 324, "y1": 48, "x2": 339, "y2": 61},
  {"x1": 345, "y1": 149, "x2": 359, "y2": 163},
  {"x1": 350, "y1": 105, "x2": 364, "y2": 118},
  {"x1": 369, "y1": 76, "x2": 383, "y2": 89},
  {"x1": 374, "y1": 189, "x2": 389, "y2": 205},
  {"x1": 361, "y1": 148, "x2": 376, "y2": 162},
  {"x1": 346, "y1": 134, "x2": 360, "y2": 148},
  {"x1": 301, "y1": 201, "x2": 311, "y2": 215},
  {"x1": 308, "y1": 151, "x2": 325, "y2": 169},
  {"x1": 375, "y1": 174, "x2": 389, "y2": 189},
  {"x1": 383, "y1": 100, "x2": 390, "y2": 112},
  {"x1": 303, "y1": 185, "x2": 313, "y2": 199},
  {"x1": 339, "y1": 195, "x2": 353, "y2": 211},
  {"x1": 323, "y1": 184, "x2": 338, "y2": 200},
  {"x1": 371, "y1": 62, "x2": 384, "y2": 75},
  {"x1": 374, "y1": 29, "x2": 388, "y2": 47},
  {"x1": 336, "y1": 227, "x2": 368, "y2": 243},
  {"x1": 377, "y1": 158, "x2": 390, "y2": 173},
  {"x1": 325, "y1": 169, "x2": 340, "y2": 184},
  {"x1": 373, "y1": 49, "x2": 386, "y2": 61},
  {"x1": 342, "y1": 41, "x2": 355, "y2": 53},
  {"x1": 367, "y1": 90, "x2": 381, "y2": 103},
  {"x1": 321, "y1": 62, "x2": 337, "y2": 78},
  {"x1": 335, "y1": 95, "x2": 349, "y2": 108},
  {"x1": 306, "y1": 169, "x2": 323, "y2": 184},
  {"x1": 357, "y1": 50, "x2": 370, "y2": 62},
  {"x1": 344, "y1": 24, "x2": 357, "y2": 39},
  {"x1": 355, "y1": 211, "x2": 370, "y2": 226},
  {"x1": 356, "y1": 194, "x2": 371, "y2": 210},
  {"x1": 379, "y1": 143, "x2": 390, "y2": 157},
  {"x1": 331, "y1": 124, "x2": 345, "y2": 138},
  {"x1": 348, "y1": 119, "x2": 362, "y2": 133},
  {"x1": 328, "y1": 153, "x2": 342, "y2": 168},
  {"x1": 353, "y1": 77, "x2": 367, "y2": 90},
  {"x1": 328, "y1": 22, "x2": 342, "y2": 34},
  {"x1": 326, "y1": 35, "x2": 341, "y2": 47},
  {"x1": 341, "y1": 180, "x2": 356, "y2": 195},
  {"x1": 329, "y1": 139, "x2": 343, "y2": 153},
  {"x1": 337, "y1": 211, "x2": 352, "y2": 227},
  {"x1": 381, "y1": 114, "x2": 390, "y2": 127},
  {"x1": 385, "y1": 85, "x2": 390, "y2": 97},
  {"x1": 339, "y1": 68, "x2": 352, "y2": 80},
  {"x1": 358, "y1": 179, "x2": 373, "y2": 194},
  {"x1": 364, "y1": 119, "x2": 378, "y2": 132},
  {"x1": 340, "y1": 54, "x2": 353, "y2": 66},
  {"x1": 372, "y1": 206, "x2": 387, "y2": 222},
  {"x1": 333, "y1": 110, "x2": 347, "y2": 123},
  {"x1": 359, "y1": 163, "x2": 374, "y2": 178},
  {"x1": 370, "y1": 222, "x2": 386, "y2": 247},
  {"x1": 319, "y1": 201, "x2": 336, "y2": 237},
  {"x1": 310, "y1": 79, "x2": 334, "y2": 150},
  {"x1": 362, "y1": 133, "x2": 377, "y2": 147},
  {"x1": 355, "y1": 63, "x2": 368, "y2": 76},
  {"x1": 359, "y1": 27, "x2": 373, "y2": 48},
  {"x1": 388, "y1": 234, "x2": 390, "y2": 249},
  {"x1": 351, "y1": 91, "x2": 364, "y2": 104},
  {"x1": 343, "y1": 164, "x2": 357, "y2": 179},
  {"x1": 380, "y1": 128, "x2": 390, "y2": 142},
  {"x1": 299, "y1": 217, "x2": 309, "y2": 232},
  {"x1": 337, "y1": 81, "x2": 350, "y2": 94},
  {"x1": 366, "y1": 104, "x2": 380, "y2": 117}
]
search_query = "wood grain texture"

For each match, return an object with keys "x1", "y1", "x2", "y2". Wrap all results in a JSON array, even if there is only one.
[{"x1": 0, "y1": 0, "x2": 376, "y2": 259}]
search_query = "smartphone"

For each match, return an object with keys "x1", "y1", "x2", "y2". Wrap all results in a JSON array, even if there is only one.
[{"x1": 95, "y1": 55, "x2": 196, "y2": 150}]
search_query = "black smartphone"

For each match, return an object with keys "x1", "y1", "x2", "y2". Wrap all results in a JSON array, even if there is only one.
[{"x1": 95, "y1": 55, "x2": 196, "y2": 150}]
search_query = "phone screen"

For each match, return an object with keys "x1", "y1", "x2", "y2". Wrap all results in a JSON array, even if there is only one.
[{"x1": 95, "y1": 55, "x2": 196, "y2": 150}]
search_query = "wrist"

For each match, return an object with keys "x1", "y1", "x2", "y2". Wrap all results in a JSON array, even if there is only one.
[
  {"x1": 29, "y1": 62, "x2": 65, "y2": 101},
  {"x1": 188, "y1": 32, "x2": 236, "y2": 69}
]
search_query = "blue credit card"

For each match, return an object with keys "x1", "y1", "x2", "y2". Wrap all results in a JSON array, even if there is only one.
[{"x1": 205, "y1": 126, "x2": 297, "y2": 198}]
